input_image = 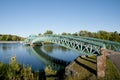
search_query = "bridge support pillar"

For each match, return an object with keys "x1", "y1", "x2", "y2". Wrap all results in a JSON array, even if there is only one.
[{"x1": 97, "y1": 48, "x2": 107, "y2": 78}]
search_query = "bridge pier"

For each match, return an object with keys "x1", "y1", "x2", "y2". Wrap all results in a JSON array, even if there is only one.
[
  {"x1": 97, "y1": 48, "x2": 119, "y2": 78},
  {"x1": 97, "y1": 48, "x2": 107, "y2": 78}
]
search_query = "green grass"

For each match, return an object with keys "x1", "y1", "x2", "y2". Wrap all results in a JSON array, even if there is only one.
[
  {"x1": 104, "y1": 59, "x2": 120, "y2": 80},
  {"x1": 65, "y1": 56, "x2": 97, "y2": 80},
  {"x1": 65, "y1": 55, "x2": 120, "y2": 80}
]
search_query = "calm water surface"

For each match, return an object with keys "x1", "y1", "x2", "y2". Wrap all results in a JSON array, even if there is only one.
[{"x1": 0, "y1": 43, "x2": 81, "y2": 71}]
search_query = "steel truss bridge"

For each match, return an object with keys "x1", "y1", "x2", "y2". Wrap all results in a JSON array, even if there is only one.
[{"x1": 24, "y1": 34, "x2": 120, "y2": 56}]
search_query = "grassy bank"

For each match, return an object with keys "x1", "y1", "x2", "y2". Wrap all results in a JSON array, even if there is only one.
[
  {"x1": 0, "y1": 56, "x2": 39, "y2": 80},
  {"x1": 65, "y1": 56, "x2": 120, "y2": 80},
  {"x1": 0, "y1": 55, "x2": 120, "y2": 80},
  {"x1": 0, "y1": 56, "x2": 64, "y2": 80},
  {"x1": 100, "y1": 58, "x2": 120, "y2": 80}
]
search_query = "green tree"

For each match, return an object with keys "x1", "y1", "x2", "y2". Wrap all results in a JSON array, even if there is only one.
[
  {"x1": 38, "y1": 33, "x2": 42, "y2": 36},
  {"x1": 97, "y1": 30, "x2": 110, "y2": 40},
  {"x1": 72, "y1": 32, "x2": 78, "y2": 36},
  {"x1": 44, "y1": 30, "x2": 53, "y2": 34},
  {"x1": 6, "y1": 35, "x2": 12, "y2": 41},
  {"x1": 0, "y1": 34, "x2": 24, "y2": 41},
  {"x1": 1, "y1": 35, "x2": 7, "y2": 41},
  {"x1": 61, "y1": 32, "x2": 67, "y2": 35},
  {"x1": 109, "y1": 31, "x2": 120, "y2": 42},
  {"x1": 20, "y1": 37, "x2": 25, "y2": 41},
  {"x1": 12, "y1": 36, "x2": 17, "y2": 41},
  {"x1": 78, "y1": 30, "x2": 90, "y2": 37}
]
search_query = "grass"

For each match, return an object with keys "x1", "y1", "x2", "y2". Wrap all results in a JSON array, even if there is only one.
[
  {"x1": 65, "y1": 56, "x2": 97, "y2": 80},
  {"x1": 65, "y1": 55, "x2": 120, "y2": 80},
  {"x1": 102, "y1": 58, "x2": 120, "y2": 80}
]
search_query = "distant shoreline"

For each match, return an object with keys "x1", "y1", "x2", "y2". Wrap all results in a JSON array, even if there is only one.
[{"x1": 0, "y1": 41, "x2": 23, "y2": 43}]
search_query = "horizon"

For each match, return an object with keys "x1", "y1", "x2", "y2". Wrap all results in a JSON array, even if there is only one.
[{"x1": 0, "y1": 0, "x2": 120, "y2": 37}]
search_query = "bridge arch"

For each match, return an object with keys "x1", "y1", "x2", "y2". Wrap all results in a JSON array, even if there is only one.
[{"x1": 25, "y1": 35, "x2": 106, "y2": 56}]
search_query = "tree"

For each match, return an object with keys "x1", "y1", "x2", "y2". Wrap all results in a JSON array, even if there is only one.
[
  {"x1": 61, "y1": 32, "x2": 67, "y2": 35},
  {"x1": 72, "y1": 32, "x2": 78, "y2": 36},
  {"x1": 44, "y1": 30, "x2": 53, "y2": 34},
  {"x1": 20, "y1": 38, "x2": 25, "y2": 41},
  {"x1": 12, "y1": 36, "x2": 17, "y2": 41},
  {"x1": 6, "y1": 35, "x2": 12, "y2": 41},
  {"x1": 109, "y1": 31, "x2": 120, "y2": 42},
  {"x1": 38, "y1": 33, "x2": 42, "y2": 36},
  {"x1": 97, "y1": 30, "x2": 110, "y2": 40},
  {"x1": 78, "y1": 30, "x2": 90, "y2": 37},
  {"x1": 0, "y1": 34, "x2": 25, "y2": 41},
  {"x1": 1, "y1": 35, "x2": 7, "y2": 41}
]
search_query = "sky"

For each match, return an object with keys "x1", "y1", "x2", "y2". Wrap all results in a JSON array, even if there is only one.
[{"x1": 0, "y1": 0, "x2": 120, "y2": 37}]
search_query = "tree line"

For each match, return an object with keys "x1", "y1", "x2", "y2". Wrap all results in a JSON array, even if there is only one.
[
  {"x1": 0, "y1": 34, "x2": 24, "y2": 41},
  {"x1": 1, "y1": 30, "x2": 119, "y2": 42},
  {"x1": 38, "y1": 30, "x2": 120, "y2": 42}
]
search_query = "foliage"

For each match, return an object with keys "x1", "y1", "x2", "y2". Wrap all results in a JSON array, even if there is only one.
[
  {"x1": 44, "y1": 30, "x2": 53, "y2": 34},
  {"x1": 62, "y1": 32, "x2": 71, "y2": 35},
  {"x1": 66, "y1": 30, "x2": 120, "y2": 42},
  {"x1": 0, "y1": 34, "x2": 24, "y2": 41},
  {"x1": 38, "y1": 30, "x2": 120, "y2": 42},
  {"x1": 38, "y1": 33, "x2": 42, "y2": 36},
  {"x1": 0, "y1": 56, "x2": 39, "y2": 80},
  {"x1": 39, "y1": 30, "x2": 120, "y2": 42},
  {"x1": 72, "y1": 32, "x2": 78, "y2": 36},
  {"x1": 61, "y1": 32, "x2": 67, "y2": 35}
]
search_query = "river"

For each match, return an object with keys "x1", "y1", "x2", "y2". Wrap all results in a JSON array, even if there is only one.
[{"x1": 0, "y1": 43, "x2": 81, "y2": 71}]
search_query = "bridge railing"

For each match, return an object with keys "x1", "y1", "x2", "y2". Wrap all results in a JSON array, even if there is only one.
[
  {"x1": 72, "y1": 36, "x2": 120, "y2": 52},
  {"x1": 31, "y1": 34, "x2": 106, "y2": 55}
]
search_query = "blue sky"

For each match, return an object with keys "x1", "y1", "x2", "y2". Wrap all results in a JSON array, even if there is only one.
[{"x1": 0, "y1": 0, "x2": 120, "y2": 37}]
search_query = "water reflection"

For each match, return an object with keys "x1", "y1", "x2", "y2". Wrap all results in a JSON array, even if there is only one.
[
  {"x1": 31, "y1": 46, "x2": 68, "y2": 70},
  {"x1": 43, "y1": 44, "x2": 70, "y2": 53},
  {"x1": 41, "y1": 44, "x2": 80, "y2": 62},
  {"x1": 44, "y1": 45, "x2": 54, "y2": 53},
  {"x1": 0, "y1": 43, "x2": 19, "y2": 52},
  {"x1": 2, "y1": 46, "x2": 10, "y2": 51}
]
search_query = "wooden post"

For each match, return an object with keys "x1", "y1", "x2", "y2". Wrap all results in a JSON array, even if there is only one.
[{"x1": 97, "y1": 48, "x2": 106, "y2": 78}]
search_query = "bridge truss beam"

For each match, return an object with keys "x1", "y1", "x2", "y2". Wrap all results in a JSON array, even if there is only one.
[{"x1": 31, "y1": 35, "x2": 105, "y2": 56}]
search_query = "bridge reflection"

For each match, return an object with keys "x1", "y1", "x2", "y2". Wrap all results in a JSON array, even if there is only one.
[
  {"x1": 27, "y1": 46, "x2": 69, "y2": 71},
  {"x1": 43, "y1": 44, "x2": 69, "y2": 53}
]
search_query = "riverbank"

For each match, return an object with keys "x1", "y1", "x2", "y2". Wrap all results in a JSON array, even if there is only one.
[
  {"x1": 0, "y1": 56, "x2": 39, "y2": 80},
  {"x1": 65, "y1": 55, "x2": 120, "y2": 80},
  {"x1": 0, "y1": 41, "x2": 23, "y2": 43}
]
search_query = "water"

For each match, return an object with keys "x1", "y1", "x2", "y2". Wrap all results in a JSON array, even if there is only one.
[{"x1": 0, "y1": 43, "x2": 81, "y2": 71}]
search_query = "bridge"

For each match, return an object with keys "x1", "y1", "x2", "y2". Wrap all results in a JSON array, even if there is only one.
[{"x1": 24, "y1": 34, "x2": 120, "y2": 78}]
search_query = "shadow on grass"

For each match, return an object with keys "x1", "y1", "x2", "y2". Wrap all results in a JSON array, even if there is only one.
[
  {"x1": 74, "y1": 59, "x2": 97, "y2": 76},
  {"x1": 79, "y1": 56, "x2": 96, "y2": 64},
  {"x1": 87, "y1": 56, "x2": 96, "y2": 60}
]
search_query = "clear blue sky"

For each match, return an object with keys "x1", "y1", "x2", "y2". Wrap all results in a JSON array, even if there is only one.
[{"x1": 0, "y1": 0, "x2": 120, "y2": 37}]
